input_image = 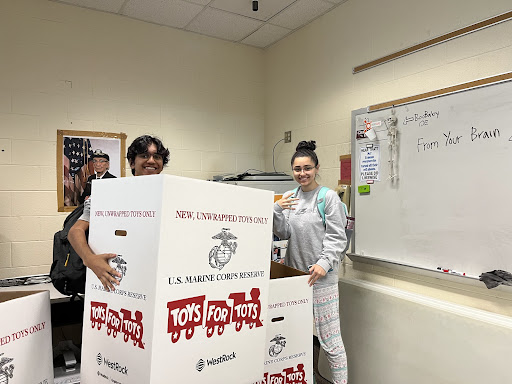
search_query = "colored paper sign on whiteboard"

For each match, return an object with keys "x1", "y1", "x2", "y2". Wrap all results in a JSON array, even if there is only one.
[
  {"x1": 358, "y1": 185, "x2": 370, "y2": 193},
  {"x1": 356, "y1": 130, "x2": 366, "y2": 139},
  {"x1": 363, "y1": 119, "x2": 382, "y2": 131},
  {"x1": 340, "y1": 156, "x2": 351, "y2": 184},
  {"x1": 360, "y1": 145, "x2": 380, "y2": 182}
]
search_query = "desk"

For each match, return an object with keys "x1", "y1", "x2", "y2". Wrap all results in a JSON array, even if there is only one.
[
  {"x1": 0, "y1": 281, "x2": 72, "y2": 302},
  {"x1": 0, "y1": 280, "x2": 84, "y2": 326}
]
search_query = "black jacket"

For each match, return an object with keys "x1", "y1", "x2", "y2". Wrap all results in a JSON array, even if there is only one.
[{"x1": 78, "y1": 171, "x2": 116, "y2": 204}]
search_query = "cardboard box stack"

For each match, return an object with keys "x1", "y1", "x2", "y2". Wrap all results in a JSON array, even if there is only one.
[{"x1": 80, "y1": 175, "x2": 275, "y2": 383}]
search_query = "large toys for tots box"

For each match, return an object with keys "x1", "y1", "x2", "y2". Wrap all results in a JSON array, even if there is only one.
[
  {"x1": 255, "y1": 262, "x2": 313, "y2": 384},
  {"x1": 0, "y1": 291, "x2": 54, "y2": 384},
  {"x1": 80, "y1": 175, "x2": 274, "y2": 384}
]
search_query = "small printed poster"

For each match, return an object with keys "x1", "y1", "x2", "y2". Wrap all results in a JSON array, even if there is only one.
[{"x1": 360, "y1": 145, "x2": 380, "y2": 182}]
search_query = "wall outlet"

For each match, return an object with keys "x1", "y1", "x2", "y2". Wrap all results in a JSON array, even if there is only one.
[{"x1": 284, "y1": 131, "x2": 291, "y2": 143}]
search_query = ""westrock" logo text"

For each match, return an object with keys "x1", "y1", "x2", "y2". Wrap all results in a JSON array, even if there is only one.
[
  {"x1": 255, "y1": 364, "x2": 307, "y2": 384},
  {"x1": 167, "y1": 288, "x2": 262, "y2": 343},
  {"x1": 103, "y1": 356, "x2": 128, "y2": 375},
  {"x1": 207, "y1": 352, "x2": 236, "y2": 367},
  {"x1": 90, "y1": 301, "x2": 144, "y2": 349}
]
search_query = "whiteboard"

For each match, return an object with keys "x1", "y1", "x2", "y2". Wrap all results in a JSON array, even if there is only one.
[{"x1": 351, "y1": 79, "x2": 512, "y2": 278}]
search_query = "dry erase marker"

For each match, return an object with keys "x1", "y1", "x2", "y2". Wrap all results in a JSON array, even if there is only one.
[{"x1": 437, "y1": 267, "x2": 465, "y2": 276}]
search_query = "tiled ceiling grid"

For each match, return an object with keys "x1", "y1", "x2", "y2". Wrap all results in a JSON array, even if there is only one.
[{"x1": 53, "y1": 0, "x2": 347, "y2": 48}]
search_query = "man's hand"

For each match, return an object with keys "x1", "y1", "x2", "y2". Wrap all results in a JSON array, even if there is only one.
[
  {"x1": 68, "y1": 219, "x2": 121, "y2": 292},
  {"x1": 308, "y1": 264, "x2": 326, "y2": 286},
  {"x1": 83, "y1": 253, "x2": 121, "y2": 292}
]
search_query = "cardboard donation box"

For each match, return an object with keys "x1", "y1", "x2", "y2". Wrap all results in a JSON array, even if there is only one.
[
  {"x1": 255, "y1": 262, "x2": 313, "y2": 384},
  {"x1": 80, "y1": 175, "x2": 274, "y2": 384},
  {"x1": 0, "y1": 291, "x2": 54, "y2": 384}
]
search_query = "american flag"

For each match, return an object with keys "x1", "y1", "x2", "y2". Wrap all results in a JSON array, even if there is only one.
[{"x1": 63, "y1": 137, "x2": 93, "y2": 206}]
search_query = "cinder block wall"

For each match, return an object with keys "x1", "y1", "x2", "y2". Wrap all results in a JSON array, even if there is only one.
[
  {"x1": 0, "y1": 0, "x2": 264, "y2": 279},
  {"x1": 265, "y1": 1, "x2": 512, "y2": 381},
  {"x1": 264, "y1": 0, "x2": 512, "y2": 315}
]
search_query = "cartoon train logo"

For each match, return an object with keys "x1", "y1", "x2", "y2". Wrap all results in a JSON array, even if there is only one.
[
  {"x1": 0, "y1": 354, "x2": 15, "y2": 384},
  {"x1": 109, "y1": 255, "x2": 128, "y2": 282},
  {"x1": 269, "y1": 334, "x2": 286, "y2": 357},
  {"x1": 209, "y1": 228, "x2": 238, "y2": 270}
]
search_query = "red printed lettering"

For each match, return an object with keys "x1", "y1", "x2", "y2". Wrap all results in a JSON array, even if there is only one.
[
  {"x1": 106, "y1": 309, "x2": 122, "y2": 337},
  {"x1": 121, "y1": 309, "x2": 145, "y2": 349},
  {"x1": 166, "y1": 295, "x2": 205, "y2": 343},
  {"x1": 205, "y1": 300, "x2": 231, "y2": 338},
  {"x1": 258, "y1": 365, "x2": 307, "y2": 384},
  {"x1": 165, "y1": 288, "x2": 262, "y2": 342},
  {"x1": 89, "y1": 301, "x2": 144, "y2": 349},
  {"x1": 229, "y1": 288, "x2": 262, "y2": 331},
  {"x1": 90, "y1": 301, "x2": 107, "y2": 330},
  {"x1": 284, "y1": 364, "x2": 307, "y2": 384},
  {"x1": 269, "y1": 373, "x2": 285, "y2": 384}
]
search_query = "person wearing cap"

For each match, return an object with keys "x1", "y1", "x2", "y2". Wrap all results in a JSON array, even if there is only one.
[{"x1": 78, "y1": 149, "x2": 116, "y2": 204}]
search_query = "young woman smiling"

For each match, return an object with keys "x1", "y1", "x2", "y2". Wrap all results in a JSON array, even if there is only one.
[{"x1": 273, "y1": 140, "x2": 348, "y2": 384}]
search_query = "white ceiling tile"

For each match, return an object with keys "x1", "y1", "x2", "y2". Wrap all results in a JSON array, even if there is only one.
[
  {"x1": 186, "y1": 7, "x2": 263, "y2": 41},
  {"x1": 269, "y1": 0, "x2": 335, "y2": 30},
  {"x1": 57, "y1": 0, "x2": 126, "y2": 13},
  {"x1": 122, "y1": 0, "x2": 204, "y2": 29},
  {"x1": 242, "y1": 24, "x2": 291, "y2": 48},
  {"x1": 209, "y1": 0, "x2": 295, "y2": 22},
  {"x1": 184, "y1": 0, "x2": 212, "y2": 5},
  {"x1": 51, "y1": 0, "x2": 344, "y2": 48}
]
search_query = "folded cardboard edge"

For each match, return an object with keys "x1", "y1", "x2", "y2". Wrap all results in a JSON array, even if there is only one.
[
  {"x1": 270, "y1": 261, "x2": 307, "y2": 279},
  {"x1": 0, "y1": 290, "x2": 47, "y2": 304}
]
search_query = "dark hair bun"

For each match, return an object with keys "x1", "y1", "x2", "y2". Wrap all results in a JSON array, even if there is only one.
[{"x1": 296, "y1": 140, "x2": 316, "y2": 151}]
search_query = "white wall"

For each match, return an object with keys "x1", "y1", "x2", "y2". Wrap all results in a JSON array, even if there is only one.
[
  {"x1": 335, "y1": 279, "x2": 512, "y2": 384},
  {"x1": 2, "y1": 0, "x2": 512, "y2": 380},
  {"x1": 0, "y1": 0, "x2": 265, "y2": 279},
  {"x1": 265, "y1": 1, "x2": 512, "y2": 381}
]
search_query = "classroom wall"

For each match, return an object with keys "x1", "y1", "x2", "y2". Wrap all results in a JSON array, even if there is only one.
[
  {"x1": 265, "y1": 0, "x2": 512, "y2": 381},
  {"x1": 265, "y1": 0, "x2": 512, "y2": 314},
  {"x1": 2, "y1": 0, "x2": 512, "y2": 381},
  {"x1": 0, "y1": 0, "x2": 265, "y2": 279}
]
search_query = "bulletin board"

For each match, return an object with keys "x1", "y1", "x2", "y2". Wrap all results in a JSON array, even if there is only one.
[{"x1": 350, "y1": 73, "x2": 512, "y2": 278}]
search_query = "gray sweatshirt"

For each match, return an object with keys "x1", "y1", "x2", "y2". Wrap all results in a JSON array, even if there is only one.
[{"x1": 273, "y1": 185, "x2": 347, "y2": 285}]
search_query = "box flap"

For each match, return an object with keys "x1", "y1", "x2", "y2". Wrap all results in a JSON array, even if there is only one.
[
  {"x1": 270, "y1": 261, "x2": 307, "y2": 279},
  {"x1": 0, "y1": 290, "x2": 45, "y2": 304}
]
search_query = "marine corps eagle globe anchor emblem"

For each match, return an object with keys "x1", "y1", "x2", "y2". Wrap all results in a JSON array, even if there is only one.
[
  {"x1": 0, "y1": 354, "x2": 14, "y2": 384},
  {"x1": 209, "y1": 228, "x2": 238, "y2": 270},
  {"x1": 269, "y1": 334, "x2": 286, "y2": 357},
  {"x1": 109, "y1": 255, "x2": 128, "y2": 282}
]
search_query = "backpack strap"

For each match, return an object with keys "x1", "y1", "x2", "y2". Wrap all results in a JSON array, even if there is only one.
[
  {"x1": 316, "y1": 186, "x2": 329, "y2": 226},
  {"x1": 293, "y1": 187, "x2": 330, "y2": 225}
]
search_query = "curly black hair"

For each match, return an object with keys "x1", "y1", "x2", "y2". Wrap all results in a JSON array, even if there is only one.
[
  {"x1": 291, "y1": 140, "x2": 318, "y2": 166},
  {"x1": 127, "y1": 135, "x2": 170, "y2": 175}
]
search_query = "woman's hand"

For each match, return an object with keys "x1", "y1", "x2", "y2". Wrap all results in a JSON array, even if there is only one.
[
  {"x1": 277, "y1": 192, "x2": 299, "y2": 210},
  {"x1": 308, "y1": 264, "x2": 326, "y2": 286}
]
